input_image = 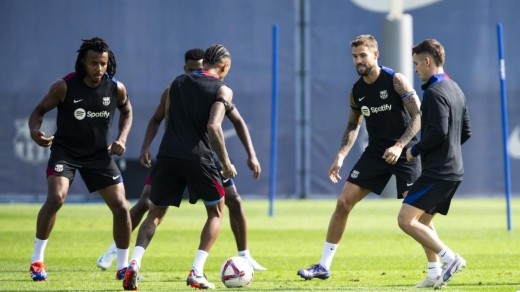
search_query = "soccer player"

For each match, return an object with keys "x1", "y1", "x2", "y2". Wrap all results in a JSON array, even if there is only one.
[
  {"x1": 400, "y1": 39, "x2": 471, "y2": 288},
  {"x1": 123, "y1": 44, "x2": 254, "y2": 290},
  {"x1": 27, "y1": 37, "x2": 132, "y2": 281},
  {"x1": 297, "y1": 34, "x2": 424, "y2": 280},
  {"x1": 96, "y1": 48, "x2": 266, "y2": 273}
]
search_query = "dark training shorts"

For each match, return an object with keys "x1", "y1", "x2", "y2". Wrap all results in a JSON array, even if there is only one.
[
  {"x1": 347, "y1": 150, "x2": 421, "y2": 198},
  {"x1": 150, "y1": 157, "x2": 225, "y2": 207},
  {"x1": 46, "y1": 149, "x2": 122, "y2": 193},
  {"x1": 403, "y1": 176, "x2": 461, "y2": 215}
]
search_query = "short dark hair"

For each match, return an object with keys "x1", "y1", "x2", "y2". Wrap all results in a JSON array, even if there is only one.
[
  {"x1": 185, "y1": 48, "x2": 205, "y2": 63},
  {"x1": 412, "y1": 39, "x2": 445, "y2": 67},
  {"x1": 203, "y1": 44, "x2": 230, "y2": 66},
  {"x1": 350, "y1": 34, "x2": 378, "y2": 51},
  {"x1": 75, "y1": 37, "x2": 116, "y2": 78}
]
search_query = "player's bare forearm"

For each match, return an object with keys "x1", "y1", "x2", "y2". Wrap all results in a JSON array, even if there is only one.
[
  {"x1": 393, "y1": 73, "x2": 421, "y2": 146},
  {"x1": 229, "y1": 112, "x2": 256, "y2": 159},
  {"x1": 397, "y1": 94, "x2": 421, "y2": 146},
  {"x1": 337, "y1": 111, "x2": 362, "y2": 158},
  {"x1": 140, "y1": 119, "x2": 160, "y2": 154},
  {"x1": 116, "y1": 100, "x2": 132, "y2": 144},
  {"x1": 208, "y1": 126, "x2": 231, "y2": 167}
]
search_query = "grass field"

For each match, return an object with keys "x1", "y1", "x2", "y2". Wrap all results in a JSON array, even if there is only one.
[{"x1": 0, "y1": 198, "x2": 519, "y2": 291}]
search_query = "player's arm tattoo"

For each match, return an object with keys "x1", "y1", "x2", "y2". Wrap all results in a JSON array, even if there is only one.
[
  {"x1": 338, "y1": 91, "x2": 363, "y2": 156},
  {"x1": 393, "y1": 73, "x2": 421, "y2": 146}
]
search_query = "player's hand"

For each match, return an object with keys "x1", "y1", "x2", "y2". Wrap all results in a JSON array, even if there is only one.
[
  {"x1": 221, "y1": 163, "x2": 237, "y2": 179},
  {"x1": 383, "y1": 144, "x2": 403, "y2": 164},
  {"x1": 30, "y1": 130, "x2": 54, "y2": 147},
  {"x1": 328, "y1": 158, "x2": 343, "y2": 183},
  {"x1": 109, "y1": 140, "x2": 126, "y2": 156},
  {"x1": 139, "y1": 150, "x2": 152, "y2": 168},
  {"x1": 405, "y1": 148, "x2": 415, "y2": 162},
  {"x1": 247, "y1": 156, "x2": 261, "y2": 179}
]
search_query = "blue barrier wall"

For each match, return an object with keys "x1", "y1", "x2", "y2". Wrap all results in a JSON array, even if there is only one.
[{"x1": 1, "y1": 0, "x2": 518, "y2": 199}]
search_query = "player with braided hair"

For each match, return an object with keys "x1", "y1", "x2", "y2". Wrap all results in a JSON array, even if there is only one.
[
  {"x1": 123, "y1": 44, "x2": 255, "y2": 290},
  {"x1": 28, "y1": 36, "x2": 132, "y2": 282}
]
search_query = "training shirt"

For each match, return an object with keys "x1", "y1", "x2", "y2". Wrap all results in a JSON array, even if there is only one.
[
  {"x1": 412, "y1": 73, "x2": 472, "y2": 181},
  {"x1": 51, "y1": 72, "x2": 118, "y2": 160},
  {"x1": 351, "y1": 66, "x2": 417, "y2": 157},
  {"x1": 157, "y1": 70, "x2": 226, "y2": 165}
]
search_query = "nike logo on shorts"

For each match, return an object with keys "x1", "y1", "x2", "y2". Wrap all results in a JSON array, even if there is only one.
[{"x1": 112, "y1": 175, "x2": 121, "y2": 180}]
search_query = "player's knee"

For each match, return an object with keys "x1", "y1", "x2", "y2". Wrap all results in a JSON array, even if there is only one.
[
  {"x1": 397, "y1": 214, "x2": 413, "y2": 233},
  {"x1": 45, "y1": 191, "x2": 67, "y2": 209},
  {"x1": 335, "y1": 197, "x2": 355, "y2": 214},
  {"x1": 225, "y1": 191, "x2": 241, "y2": 209}
]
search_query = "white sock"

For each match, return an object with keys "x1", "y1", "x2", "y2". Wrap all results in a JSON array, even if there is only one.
[
  {"x1": 437, "y1": 248, "x2": 455, "y2": 263},
  {"x1": 116, "y1": 248, "x2": 129, "y2": 270},
  {"x1": 319, "y1": 242, "x2": 338, "y2": 270},
  {"x1": 108, "y1": 242, "x2": 117, "y2": 253},
  {"x1": 129, "y1": 246, "x2": 146, "y2": 268},
  {"x1": 238, "y1": 249, "x2": 250, "y2": 258},
  {"x1": 31, "y1": 238, "x2": 48, "y2": 263},
  {"x1": 427, "y1": 262, "x2": 441, "y2": 279},
  {"x1": 192, "y1": 250, "x2": 209, "y2": 276}
]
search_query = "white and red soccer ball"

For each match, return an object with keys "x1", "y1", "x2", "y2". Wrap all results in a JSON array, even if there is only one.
[{"x1": 220, "y1": 256, "x2": 254, "y2": 288}]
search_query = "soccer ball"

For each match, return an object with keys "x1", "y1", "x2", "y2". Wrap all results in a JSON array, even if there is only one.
[{"x1": 220, "y1": 256, "x2": 254, "y2": 288}]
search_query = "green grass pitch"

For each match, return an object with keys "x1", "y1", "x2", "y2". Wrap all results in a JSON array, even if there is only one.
[{"x1": 0, "y1": 198, "x2": 519, "y2": 291}]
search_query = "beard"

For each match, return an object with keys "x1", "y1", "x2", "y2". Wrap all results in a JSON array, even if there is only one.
[{"x1": 356, "y1": 64, "x2": 374, "y2": 77}]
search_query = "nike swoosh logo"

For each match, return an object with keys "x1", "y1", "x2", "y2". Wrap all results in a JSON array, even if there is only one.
[
  {"x1": 73, "y1": 99, "x2": 83, "y2": 103},
  {"x1": 359, "y1": 96, "x2": 365, "y2": 101},
  {"x1": 407, "y1": 183, "x2": 413, "y2": 186},
  {"x1": 112, "y1": 175, "x2": 121, "y2": 180}
]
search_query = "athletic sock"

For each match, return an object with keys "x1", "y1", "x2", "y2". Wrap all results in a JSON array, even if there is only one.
[
  {"x1": 437, "y1": 247, "x2": 456, "y2": 263},
  {"x1": 31, "y1": 238, "x2": 48, "y2": 263},
  {"x1": 427, "y1": 261, "x2": 441, "y2": 278},
  {"x1": 108, "y1": 242, "x2": 117, "y2": 253},
  {"x1": 192, "y1": 250, "x2": 209, "y2": 276},
  {"x1": 238, "y1": 249, "x2": 250, "y2": 258},
  {"x1": 129, "y1": 246, "x2": 146, "y2": 269},
  {"x1": 319, "y1": 242, "x2": 338, "y2": 270},
  {"x1": 116, "y1": 248, "x2": 129, "y2": 270}
]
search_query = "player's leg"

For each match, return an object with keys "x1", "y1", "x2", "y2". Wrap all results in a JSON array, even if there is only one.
[
  {"x1": 97, "y1": 176, "x2": 151, "y2": 270},
  {"x1": 124, "y1": 203, "x2": 168, "y2": 290},
  {"x1": 98, "y1": 182, "x2": 132, "y2": 279},
  {"x1": 224, "y1": 181, "x2": 267, "y2": 271},
  {"x1": 187, "y1": 199, "x2": 225, "y2": 290},
  {"x1": 30, "y1": 174, "x2": 70, "y2": 281},
  {"x1": 297, "y1": 182, "x2": 371, "y2": 280},
  {"x1": 395, "y1": 160, "x2": 441, "y2": 287},
  {"x1": 298, "y1": 152, "x2": 383, "y2": 280},
  {"x1": 130, "y1": 184, "x2": 151, "y2": 230},
  {"x1": 398, "y1": 178, "x2": 466, "y2": 288},
  {"x1": 415, "y1": 213, "x2": 442, "y2": 287}
]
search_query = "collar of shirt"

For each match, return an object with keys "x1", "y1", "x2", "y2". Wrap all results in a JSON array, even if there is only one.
[
  {"x1": 194, "y1": 69, "x2": 219, "y2": 79},
  {"x1": 421, "y1": 73, "x2": 450, "y2": 90}
]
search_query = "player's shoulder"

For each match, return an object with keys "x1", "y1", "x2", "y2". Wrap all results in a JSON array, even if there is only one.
[{"x1": 381, "y1": 66, "x2": 396, "y2": 76}]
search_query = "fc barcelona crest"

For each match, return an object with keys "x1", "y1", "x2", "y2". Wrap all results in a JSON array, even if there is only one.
[
  {"x1": 54, "y1": 164, "x2": 64, "y2": 172},
  {"x1": 102, "y1": 97, "x2": 111, "y2": 106},
  {"x1": 379, "y1": 90, "x2": 388, "y2": 99}
]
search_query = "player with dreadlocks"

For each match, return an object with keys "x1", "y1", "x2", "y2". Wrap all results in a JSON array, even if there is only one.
[
  {"x1": 123, "y1": 44, "x2": 254, "y2": 290},
  {"x1": 28, "y1": 37, "x2": 133, "y2": 282}
]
